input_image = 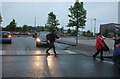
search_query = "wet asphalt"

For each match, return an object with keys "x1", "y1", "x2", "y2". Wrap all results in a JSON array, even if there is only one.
[{"x1": 1, "y1": 36, "x2": 120, "y2": 78}]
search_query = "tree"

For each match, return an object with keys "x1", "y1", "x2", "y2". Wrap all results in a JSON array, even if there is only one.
[
  {"x1": 86, "y1": 30, "x2": 91, "y2": 34},
  {"x1": 6, "y1": 19, "x2": 16, "y2": 31},
  {"x1": 68, "y1": 0, "x2": 87, "y2": 44},
  {"x1": 46, "y1": 12, "x2": 60, "y2": 32},
  {"x1": 67, "y1": 28, "x2": 72, "y2": 34},
  {"x1": 103, "y1": 29, "x2": 109, "y2": 37},
  {"x1": 82, "y1": 30, "x2": 93, "y2": 37},
  {"x1": 22, "y1": 25, "x2": 29, "y2": 32},
  {"x1": 40, "y1": 26, "x2": 45, "y2": 31},
  {"x1": 58, "y1": 27, "x2": 64, "y2": 33},
  {"x1": 0, "y1": 13, "x2": 2, "y2": 27},
  {"x1": 16, "y1": 27, "x2": 22, "y2": 32},
  {"x1": 0, "y1": 13, "x2": 2, "y2": 31}
]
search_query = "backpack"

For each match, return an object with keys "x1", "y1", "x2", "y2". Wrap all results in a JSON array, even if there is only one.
[
  {"x1": 46, "y1": 33, "x2": 52, "y2": 41},
  {"x1": 46, "y1": 33, "x2": 58, "y2": 42}
]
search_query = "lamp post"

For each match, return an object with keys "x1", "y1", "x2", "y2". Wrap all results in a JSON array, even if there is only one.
[
  {"x1": 34, "y1": 17, "x2": 36, "y2": 27},
  {"x1": 33, "y1": 17, "x2": 36, "y2": 32},
  {"x1": 93, "y1": 18, "x2": 96, "y2": 36}
]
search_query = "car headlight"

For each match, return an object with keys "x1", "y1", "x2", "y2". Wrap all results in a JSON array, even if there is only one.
[
  {"x1": 36, "y1": 38, "x2": 41, "y2": 42},
  {"x1": 8, "y1": 35, "x2": 12, "y2": 38}
]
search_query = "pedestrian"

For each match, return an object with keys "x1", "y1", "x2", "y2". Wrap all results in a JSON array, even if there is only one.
[
  {"x1": 93, "y1": 32, "x2": 109, "y2": 61},
  {"x1": 112, "y1": 28, "x2": 120, "y2": 48},
  {"x1": 45, "y1": 30, "x2": 59, "y2": 57},
  {"x1": 34, "y1": 32, "x2": 37, "y2": 38}
]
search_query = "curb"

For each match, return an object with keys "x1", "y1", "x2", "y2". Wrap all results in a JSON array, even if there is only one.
[{"x1": 56, "y1": 40, "x2": 113, "y2": 58}]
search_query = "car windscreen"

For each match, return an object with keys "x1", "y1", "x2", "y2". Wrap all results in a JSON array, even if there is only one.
[
  {"x1": 39, "y1": 32, "x2": 49, "y2": 37},
  {"x1": 2, "y1": 32, "x2": 10, "y2": 38}
]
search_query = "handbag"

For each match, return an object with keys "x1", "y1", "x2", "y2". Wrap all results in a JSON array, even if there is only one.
[{"x1": 103, "y1": 42, "x2": 110, "y2": 52}]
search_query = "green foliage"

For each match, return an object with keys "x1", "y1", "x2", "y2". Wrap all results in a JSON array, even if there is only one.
[
  {"x1": 40, "y1": 26, "x2": 45, "y2": 31},
  {"x1": 82, "y1": 30, "x2": 93, "y2": 37},
  {"x1": 67, "y1": 28, "x2": 72, "y2": 34},
  {"x1": 15, "y1": 27, "x2": 22, "y2": 32},
  {"x1": 0, "y1": 13, "x2": 2, "y2": 25},
  {"x1": 68, "y1": 1, "x2": 87, "y2": 31},
  {"x1": 103, "y1": 29, "x2": 109, "y2": 37},
  {"x1": 68, "y1": 1, "x2": 87, "y2": 44},
  {"x1": 58, "y1": 27, "x2": 64, "y2": 33},
  {"x1": 6, "y1": 19, "x2": 16, "y2": 31},
  {"x1": 46, "y1": 12, "x2": 60, "y2": 32},
  {"x1": 82, "y1": 31, "x2": 86, "y2": 36},
  {"x1": 71, "y1": 30, "x2": 77, "y2": 36},
  {"x1": 20, "y1": 25, "x2": 46, "y2": 32},
  {"x1": 22, "y1": 25, "x2": 29, "y2": 32}
]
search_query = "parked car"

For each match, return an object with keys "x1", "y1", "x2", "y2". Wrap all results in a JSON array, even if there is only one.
[
  {"x1": 113, "y1": 43, "x2": 120, "y2": 68},
  {"x1": 36, "y1": 31, "x2": 50, "y2": 47},
  {"x1": 0, "y1": 31, "x2": 12, "y2": 44}
]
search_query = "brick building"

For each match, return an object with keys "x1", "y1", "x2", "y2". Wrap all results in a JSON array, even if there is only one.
[{"x1": 100, "y1": 23, "x2": 120, "y2": 37}]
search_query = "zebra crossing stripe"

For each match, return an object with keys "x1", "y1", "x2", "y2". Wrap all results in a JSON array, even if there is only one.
[
  {"x1": 64, "y1": 50, "x2": 77, "y2": 54},
  {"x1": 96, "y1": 58, "x2": 114, "y2": 64},
  {"x1": 0, "y1": 50, "x2": 6, "y2": 55},
  {"x1": 0, "y1": 50, "x2": 77, "y2": 55}
]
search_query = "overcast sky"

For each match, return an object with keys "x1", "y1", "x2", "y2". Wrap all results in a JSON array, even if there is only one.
[{"x1": 1, "y1": 0, "x2": 119, "y2": 32}]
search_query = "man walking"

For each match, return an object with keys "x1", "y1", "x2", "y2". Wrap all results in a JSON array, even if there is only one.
[
  {"x1": 112, "y1": 28, "x2": 120, "y2": 48},
  {"x1": 46, "y1": 30, "x2": 59, "y2": 57}
]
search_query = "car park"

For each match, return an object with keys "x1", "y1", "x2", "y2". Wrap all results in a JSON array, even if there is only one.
[{"x1": 36, "y1": 31, "x2": 50, "y2": 47}]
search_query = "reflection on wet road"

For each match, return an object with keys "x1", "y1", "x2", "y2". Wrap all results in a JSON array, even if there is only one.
[
  {"x1": 2, "y1": 55, "x2": 120, "y2": 77},
  {"x1": 1, "y1": 37, "x2": 69, "y2": 55}
]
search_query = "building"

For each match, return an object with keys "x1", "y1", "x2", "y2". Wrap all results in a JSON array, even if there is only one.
[
  {"x1": 100, "y1": 23, "x2": 120, "y2": 37},
  {"x1": 118, "y1": 1, "x2": 120, "y2": 24}
]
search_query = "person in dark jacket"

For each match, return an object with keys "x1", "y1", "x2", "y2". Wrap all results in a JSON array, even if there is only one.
[
  {"x1": 112, "y1": 28, "x2": 120, "y2": 48},
  {"x1": 45, "y1": 30, "x2": 59, "y2": 56}
]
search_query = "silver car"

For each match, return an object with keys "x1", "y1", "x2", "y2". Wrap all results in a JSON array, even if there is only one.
[{"x1": 36, "y1": 31, "x2": 50, "y2": 47}]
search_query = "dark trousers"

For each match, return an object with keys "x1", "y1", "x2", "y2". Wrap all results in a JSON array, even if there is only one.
[
  {"x1": 46, "y1": 42, "x2": 56, "y2": 55},
  {"x1": 93, "y1": 48, "x2": 103, "y2": 60}
]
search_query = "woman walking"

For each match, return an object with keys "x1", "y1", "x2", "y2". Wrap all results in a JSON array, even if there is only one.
[{"x1": 93, "y1": 32, "x2": 109, "y2": 61}]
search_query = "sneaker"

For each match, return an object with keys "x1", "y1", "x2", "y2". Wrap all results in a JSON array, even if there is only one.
[
  {"x1": 54, "y1": 54, "x2": 57, "y2": 57},
  {"x1": 46, "y1": 52, "x2": 50, "y2": 55}
]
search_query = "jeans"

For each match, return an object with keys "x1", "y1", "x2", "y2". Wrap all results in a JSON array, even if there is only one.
[
  {"x1": 46, "y1": 42, "x2": 56, "y2": 55},
  {"x1": 93, "y1": 48, "x2": 104, "y2": 60}
]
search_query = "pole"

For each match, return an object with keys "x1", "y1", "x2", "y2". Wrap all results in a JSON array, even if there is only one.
[
  {"x1": 91, "y1": 18, "x2": 93, "y2": 33},
  {"x1": 34, "y1": 17, "x2": 36, "y2": 27},
  {"x1": 94, "y1": 18, "x2": 96, "y2": 36}
]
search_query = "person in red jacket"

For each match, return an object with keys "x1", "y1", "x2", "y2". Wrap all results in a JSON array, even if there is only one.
[{"x1": 93, "y1": 32, "x2": 106, "y2": 60}]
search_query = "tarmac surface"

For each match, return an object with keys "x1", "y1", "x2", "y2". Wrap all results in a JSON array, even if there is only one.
[
  {"x1": 57, "y1": 36, "x2": 114, "y2": 57},
  {"x1": 2, "y1": 55, "x2": 120, "y2": 78},
  {"x1": 1, "y1": 36, "x2": 120, "y2": 79}
]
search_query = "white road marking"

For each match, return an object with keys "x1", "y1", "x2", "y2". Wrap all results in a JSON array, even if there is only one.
[
  {"x1": 96, "y1": 58, "x2": 114, "y2": 64},
  {"x1": 1, "y1": 50, "x2": 115, "y2": 65},
  {"x1": 0, "y1": 50, "x2": 6, "y2": 55},
  {"x1": 16, "y1": 51, "x2": 26, "y2": 55},
  {"x1": 64, "y1": 50, "x2": 77, "y2": 54}
]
